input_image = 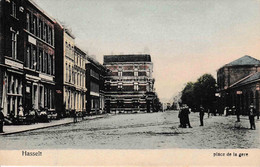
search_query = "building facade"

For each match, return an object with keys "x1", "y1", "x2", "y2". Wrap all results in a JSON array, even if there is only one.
[
  {"x1": 0, "y1": 0, "x2": 24, "y2": 117},
  {"x1": 103, "y1": 54, "x2": 156, "y2": 113},
  {"x1": 85, "y1": 57, "x2": 106, "y2": 115},
  {"x1": 55, "y1": 23, "x2": 88, "y2": 117},
  {"x1": 23, "y1": 0, "x2": 55, "y2": 114},
  {"x1": 217, "y1": 55, "x2": 260, "y2": 116},
  {"x1": 74, "y1": 46, "x2": 87, "y2": 114},
  {"x1": 0, "y1": 0, "x2": 55, "y2": 117}
]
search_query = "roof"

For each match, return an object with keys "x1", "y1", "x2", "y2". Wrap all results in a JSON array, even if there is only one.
[
  {"x1": 224, "y1": 55, "x2": 260, "y2": 67},
  {"x1": 231, "y1": 72, "x2": 260, "y2": 88},
  {"x1": 103, "y1": 54, "x2": 151, "y2": 63}
]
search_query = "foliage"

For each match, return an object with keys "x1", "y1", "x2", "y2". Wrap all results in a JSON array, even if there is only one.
[{"x1": 180, "y1": 74, "x2": 216, "y2": 111}]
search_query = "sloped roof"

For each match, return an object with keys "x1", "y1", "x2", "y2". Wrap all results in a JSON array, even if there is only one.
[
  {"x1": 225, "y1": 55, "x2": 260, "y2": 67},
  {"x1": 103, "y1": 54, "x2": 151, "y2": 63},
  {"x1": 232, "y1": 72, "x2": 260, "y2": 88}
]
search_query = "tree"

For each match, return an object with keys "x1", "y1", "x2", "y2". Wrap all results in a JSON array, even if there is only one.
[
  {"x1": 181, "y1": 82, "x2": 195, "y2": 108},
  {"x1": 180, "y1": 74, "x2": 217, "y2": 113},
  {"x1": 193, "y1": 74, "x2": 216, "y2": 112}
]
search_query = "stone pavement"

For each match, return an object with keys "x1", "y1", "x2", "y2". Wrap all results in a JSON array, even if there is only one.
[{"x1": 0, "y1": 114, "x2": 108, "y2": 135}]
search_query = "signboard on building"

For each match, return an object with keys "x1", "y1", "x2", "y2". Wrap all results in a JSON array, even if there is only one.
[
  {"x1": 5, "y1": 59, "x2": 23, "y2": 69},
  {"x1": 28, "y1": 35, "x2": 36, "y2": 45},
  {"x1": 236, "y1": 91, "x2": 243, "y2": 95},
  {"x1": 39, "y1": 74, "x2": 53, "y2": 81}
]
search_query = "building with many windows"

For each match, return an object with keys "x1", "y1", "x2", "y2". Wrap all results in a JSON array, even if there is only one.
[
  {"x1": 55, "y1": 22, "x2": 88, "y2": 117},
  {"x1": 0, "y1": 0, "x2": 24, "y2": 117},
  {"x1": 0, "y1": 0, "x2": 56, "y2": 117},
  {"x1": 74, "y1": 46, "x2": 87, "y2": 114},
  {"x1": 23, "y1": 0, "x2": 55, "y2": 114},
  {"x1": 103, "y1": 54, "x2": 156, "y2": 113}
]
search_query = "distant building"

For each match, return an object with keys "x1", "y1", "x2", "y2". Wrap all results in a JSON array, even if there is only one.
[
  {"x1": 217, "y1": 55, "x2": 260, "y2": 116},
  {"x1": 103, "y1": 54, "x2": 156, "y2": 113}
]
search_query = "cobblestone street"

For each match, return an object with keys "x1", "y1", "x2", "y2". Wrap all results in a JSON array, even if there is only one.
[{"x1": 0, "y1": 111, "x2": 259, "y2": 149}]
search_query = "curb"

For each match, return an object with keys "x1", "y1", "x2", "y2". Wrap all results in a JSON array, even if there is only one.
[{"x1": 0, "y1": 114, "x2": 109, "y2": 136}]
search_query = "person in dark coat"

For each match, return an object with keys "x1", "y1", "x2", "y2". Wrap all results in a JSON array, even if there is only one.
[
  {"x1": 183, "y1": 105, "x2": 192, "y2": 128},
  {"x1": 248, "y1": 103, "x2": 256, "y2": 130},
  {"x1": 199, "y1": 105, "x2": 205, "y2": 126},
  {"x1": 234, "y1": 106, "x2": 240, "y2": 122},
  {"x1": 178, "y1": 107, "x2": 184, "y2": 128},
  {"x1": 0, "y1": 108, "x2": 4, "y2": 133}
]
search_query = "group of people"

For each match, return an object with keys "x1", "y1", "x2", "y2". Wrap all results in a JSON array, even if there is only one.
[
  {"x1": 178, "y1": 103, "x2": 257, "y2": 130},
  {"x1": 178, "y1": 104, "x2": 205, "y2": 128}
]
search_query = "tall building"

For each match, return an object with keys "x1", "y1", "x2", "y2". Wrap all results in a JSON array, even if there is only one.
[
  {"x1": 103, "y1": 54, "x2": 156, "y2": 113},
  {"x1": 217, "y1": 55, "x2": 260, "y2": 116},
  {"x1": 0, "y1": 0, "x2": 56, "y2": 117},
  {"x1": 74, "y1": 46, "x2": 87, "y2": 114},
  {"x1": 23, "y1": 0, "x2": 56, "y2": 114},
  {"x1": 55, "y1": 22, "x2": 88, "y2": 117}
]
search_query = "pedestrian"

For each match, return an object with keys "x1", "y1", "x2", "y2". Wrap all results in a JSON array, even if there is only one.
[
  {"x1": 248, "y1": 103, "x2": 256, "y2": 130},
  {"x1": 183, "y1": 105, "x2": 192, "y2": 128},
  {"x1": 73, "y1": 110, "x2": 77, "y2": 123},
  {"x1": 199, "y1": 105, "x2": 205, "y2": 126},
  {"x1": 0, "y1": 108, "x2": 4, "y2": 133},
  {"x1": 178, "y1": 107, "x2": 184, "y2": 128},
  {"x1": 234, "y1": 106, "x2": 240, "y2": 122}
]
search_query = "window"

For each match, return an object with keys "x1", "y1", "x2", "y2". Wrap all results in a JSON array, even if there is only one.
[
  {"x1": 134, "y1": 82, "x2": 139, "y2": 91},
  {"x1": 69, "y1": 65, "x2": 71, "y2": 82},
  {"x1": 31, "y1": 47, "x2": 36, "y2": 70},
  {"x1": 51, "y1": 55, "x2": 55, "y2": 75},
  {"x1": 26, "y1": 46, "x2": 30, "y2": 67},
  {"x1": 118, "y1": 71, "x2": 122, "y2": 77},
  {"x1": 43, "y1": 52, "x2": 47, "y2": 73},
  {"x1": 11, "y1": 1, "x2": 16, "y2": 18},
  {"x1": 48, "y1": 26, "x2": 51, "y2": 44},
  {"x1": 43, "y1": 24, "x2": 47, "y2": 41},
  {"x1": 33, "y1": 16, "x2": 36, "y2": 35},
  {"x1": 39, "y1": 50, "x2": 43, "y2": 72},
  {"x1": 38, "y1": 20, "x2": 42, "y2": 39},
  {"x1": 134, "y1": 68, "x2": 138, "y2": 77},
  {"x1": 66, "y1": 63, "x2": 68, "y2": 82},
  {"x1": 11, "y1": 31, "x2": 17, "y2": 59},
  {"x1": 118, "y1": 83, "x2": 123, "y2": 90},
  {"x1": 26, "y1": 13, "x2": 30, "y2": 31}
]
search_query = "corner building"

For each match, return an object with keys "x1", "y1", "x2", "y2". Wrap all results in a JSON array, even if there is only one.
[
  {"x1": 103, "y1": 54, "x2": 155, "y2": 113},
  {"x1": 217, "y1": 55, "x2": 260, "y2": 116},
  {"x1": 0, "y1": 0, "x2": 56, "y2": 117}
]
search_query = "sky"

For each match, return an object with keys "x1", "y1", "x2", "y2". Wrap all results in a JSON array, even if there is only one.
[{"x1": 34, "y1": 0, "x2": 260, "y2": 102}]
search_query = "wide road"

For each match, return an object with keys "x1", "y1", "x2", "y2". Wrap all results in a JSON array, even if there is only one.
[{"x1": 1, "y1": 111, "x2": 259, "y2": 149}]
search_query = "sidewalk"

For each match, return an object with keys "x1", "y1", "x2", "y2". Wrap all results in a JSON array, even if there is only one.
[{"x1": 0, "y1": 114, "x2": 108, "y2": 135}]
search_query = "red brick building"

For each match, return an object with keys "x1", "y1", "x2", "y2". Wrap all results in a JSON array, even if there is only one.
[{"x1": 103, "y1": 54, "x2": 157, "y2": 113}]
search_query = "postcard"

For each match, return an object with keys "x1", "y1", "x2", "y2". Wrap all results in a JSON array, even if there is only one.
[{"x1": 0, "y1": 0, "x2": 259, "y2": 166}]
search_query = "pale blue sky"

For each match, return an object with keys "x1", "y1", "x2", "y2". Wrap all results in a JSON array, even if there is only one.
[{"x1": 34, "y1": 0, "x2": 260, "y2": 102}]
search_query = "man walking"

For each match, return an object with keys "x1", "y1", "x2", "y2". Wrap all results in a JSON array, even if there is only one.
[
  {"x1": 249, "y1": 103, "x2": 256, "y2": 130},
  {"x1": 0, "y1": 108, "x2": 4, "y2": 133},
  {"x1": 199, "y1": 105, "x2": 205, "y2": 126}
]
